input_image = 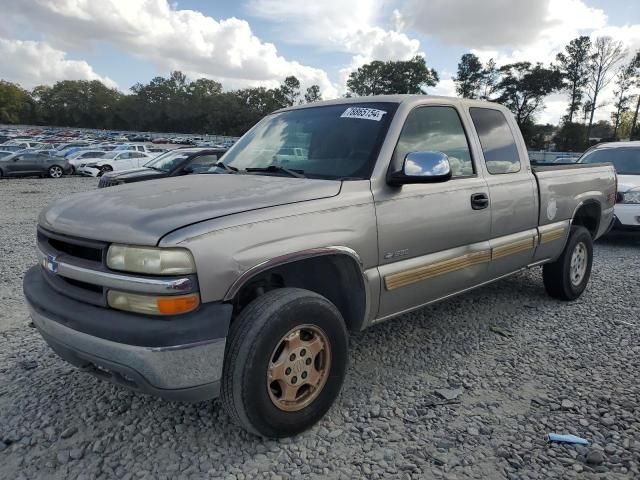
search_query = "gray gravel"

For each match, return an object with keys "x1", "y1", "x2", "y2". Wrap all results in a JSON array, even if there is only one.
[{"x1": 1, "y1": 177, "x2": 639, "y2": 479}]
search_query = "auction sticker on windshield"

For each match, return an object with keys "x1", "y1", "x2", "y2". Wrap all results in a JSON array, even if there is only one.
[{"x1": 340, "y1": 107, "x2": 387, "y2": 121}]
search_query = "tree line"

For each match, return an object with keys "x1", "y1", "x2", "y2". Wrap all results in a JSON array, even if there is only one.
[
  {"x1": 1, "y1": 38, "x2": 639, "y2": 149},
  {"x1": 0, "y1": 73, "x2": 321, "y2": 137},
  {"x1": 452, "y1": 37, "x2": 640, "y2": 149}
]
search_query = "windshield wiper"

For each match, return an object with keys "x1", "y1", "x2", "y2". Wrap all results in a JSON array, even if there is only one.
[
  {"x1": 244, "y1": 165, "x2": 305, "y2": 178},
  {"x1": 213, "y1": 162, "x2": 239, "y2": 173}
]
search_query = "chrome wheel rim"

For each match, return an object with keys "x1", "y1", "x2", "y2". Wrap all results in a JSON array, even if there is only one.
[
  {"x1": 570, "y1": 241, "x2": 588, "y2": 286},
  {"x1": 267, "y1": 324, "x2": 331, "y2": 412},
  {"x1": 50, "y1": 166, "x2": 63, "y2": 178}
]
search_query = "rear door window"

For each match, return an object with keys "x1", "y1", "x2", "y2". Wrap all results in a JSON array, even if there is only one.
[{"x1": 469, "y1": 108, "x2": 521, "y2": 174}]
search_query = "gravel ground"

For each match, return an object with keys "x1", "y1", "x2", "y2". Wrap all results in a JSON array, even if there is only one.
[{"x1": 1, "y1": 177, "x2": 639, "y2": 479}]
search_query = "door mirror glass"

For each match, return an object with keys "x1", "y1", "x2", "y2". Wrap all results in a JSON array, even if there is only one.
[{"x1": 388, "y1": 151, "x2": 452, "y2": 185}]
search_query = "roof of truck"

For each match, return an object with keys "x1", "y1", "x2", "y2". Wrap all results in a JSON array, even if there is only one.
[{"x1": 276, "y1": 94, "x2": 504, "y2": 113}]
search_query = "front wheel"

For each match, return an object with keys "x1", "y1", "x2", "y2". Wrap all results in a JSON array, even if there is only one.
[
  {"x1": 221, "y1": 288, "x2": 348, "y2": 438},
  {"x1": 543, "y1": 226, "x2": 593, "y2": 300},
  {"x1": 48, "y1": 165, "x2": 64, "y2": 178}
]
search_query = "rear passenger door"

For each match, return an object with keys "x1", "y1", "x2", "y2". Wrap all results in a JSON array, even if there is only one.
[
  {"x1": 116, "y1": 152, "x2": 135, "y2": 170},
  {"x1": 468, "y1": 107, "x2": 538, "y2": 278}
]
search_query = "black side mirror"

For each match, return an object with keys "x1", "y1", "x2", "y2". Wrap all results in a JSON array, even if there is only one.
[
  {"x1": 182, "y1": 166, "x2": 194, "y2": 174},
  {"x1": 388, "y1": 151, "x2": 452, "y2": 186}
]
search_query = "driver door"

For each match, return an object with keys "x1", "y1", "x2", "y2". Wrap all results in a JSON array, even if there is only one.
[{"x1": 374, "y1": 105, "x2": 491, "y2": 318}]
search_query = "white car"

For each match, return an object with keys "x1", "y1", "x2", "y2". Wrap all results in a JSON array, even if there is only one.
[
  {"x1": 77, "y1": 150, "x2": 153, "y2": 177},
  {"x1": 66, "y1": 150, "x2": 108, "y2": 173},
  {"x1": 578, "y1": 141, "x2": 640, "y2": 232}
]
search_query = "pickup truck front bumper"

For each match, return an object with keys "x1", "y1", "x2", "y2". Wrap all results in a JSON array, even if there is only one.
[{"x1": 23, "y1": 266, "x2": 233, "y2": 402}]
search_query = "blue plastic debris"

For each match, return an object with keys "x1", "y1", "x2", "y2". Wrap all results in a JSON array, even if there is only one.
[{"x1": 547, "y1": 433, "x2": 589, "y2": 445}]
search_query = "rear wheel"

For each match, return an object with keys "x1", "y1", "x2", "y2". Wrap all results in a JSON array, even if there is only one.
[
  {"x1": 48, "y1": 165, "x2": 63, "y2": 178},
  {"x1": 543, "y1": 226, "x2": 593, "y2": 300},
  {"x1": 221, "y1": 288, "x2": 348, "y2": 437}
]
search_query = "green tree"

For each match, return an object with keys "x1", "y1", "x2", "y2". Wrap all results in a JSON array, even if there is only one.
[
  {"x1": 0, "y1": 80, "x2": 34, "y2": 123},
  {"x1": 279, "y1": 76, "x2": 301, "y2": 106},
  {"x1": 586, "y1": 37, "x2": 626, "y2": 141},
  {"x1": 628, "y1": 51, "x2": 640, "y2": 139},
  {"x1": 553, "y1": 122, "x2": 588, "y2": 151},
  {"x1": 495, "y1": 62, "x2": 563, "y2": 129},
  {"x1": 611, "y1": 61, "x2": 636, "y2": 138},
  {"x1": 346, "y1": 56, "x2": 438, "y2": 96},
  {"x1": 479, "y1": 59, "x2": 499, "y2": 100},
  {"x1": 556, "y1": 36, "x2": 592, "y2": 123},
  {"x1": 454, "y1": 53, "x2": 485, "y2": 98},
  {"x1": 304, "y1": 85, "x2": 322, "y2": 103}
]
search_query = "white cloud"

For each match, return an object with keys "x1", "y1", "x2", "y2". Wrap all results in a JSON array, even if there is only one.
[
  {"x1": 0, "y1": 38, "x2": 117, "y2": 89},
  {"x1": 459, "y1": 0, "x2": 636, "y2": 124},
  {"x1": 248, "y1": 0, "x2": 423, "y2": 93},
  {"x1": 401, "y1": 0, "x2": 553, "y2": 48},
  {"x1": 3, "y1": 0, "x2": 337, "y2": 97}
]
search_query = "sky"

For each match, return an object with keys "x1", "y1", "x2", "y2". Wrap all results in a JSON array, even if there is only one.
[{"x1": 1, "y1": 0, "x2": 639, "y2": 125}]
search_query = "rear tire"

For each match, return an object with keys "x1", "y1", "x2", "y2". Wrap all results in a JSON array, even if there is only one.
[
  {"x1": 221, "y1": 288, "x2": 348, "y2": 438},
  {"x1": 48, "y1": 165, "x2": 64, "y2": 178},
  {"x1": 543, "y1": 226, "x2": 593, "y2": 300}
]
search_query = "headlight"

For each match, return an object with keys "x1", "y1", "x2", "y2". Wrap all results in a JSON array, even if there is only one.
[
  {"x1": 107, "y1": 245, "x2": 196, "y2": 275},
  {"x1": 86, "y1": 163, "x2": 97, "y2": 167},
  {"x1": 621, "y1": 190, "x2": 640, "y2": 204}
]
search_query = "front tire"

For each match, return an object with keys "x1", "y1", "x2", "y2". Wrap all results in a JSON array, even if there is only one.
[
  {"x1": 221, "y1": 288, "x2": 348, "y2": 438},
  {"x1": 543, "y1": 226, "x2": 593, "y2": 300},
  {"x1": 98, "y1": 165, "x2": 113, "y2": 177}
]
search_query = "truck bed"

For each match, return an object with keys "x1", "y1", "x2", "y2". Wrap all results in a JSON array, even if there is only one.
[{"x1": 531, "y1": 162, "x2": 616, "y2": 236}]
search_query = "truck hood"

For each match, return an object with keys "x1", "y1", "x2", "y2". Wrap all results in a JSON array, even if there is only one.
[
  {"x1": 617, "y1": 174, "x2": 640, "y2": 193},
  {"x1": 40, "y1": 174, "x2": 342, "y2": 245}
]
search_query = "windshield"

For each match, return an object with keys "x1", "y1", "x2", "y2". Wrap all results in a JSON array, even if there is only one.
[
  {"x1": 101, "y1": 151, "x2": 120, "y2": 159},
  {"x1": 579, "y1": 147, "x2": 640, "y2": 175},
  {"x1": 220, "y1": 103, "x2": 397, "y2": 179},
  {"x1": 144, "y1": 150, "x2": 190, "y2": 171}
]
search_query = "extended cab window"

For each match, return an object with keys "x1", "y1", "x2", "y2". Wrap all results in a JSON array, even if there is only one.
[
  {"x1": 393, "y1": 106, "x2": 474, "y2": 177},
  {"x1": 469, "y1": 108, "x2": 521, "y2": 174}
]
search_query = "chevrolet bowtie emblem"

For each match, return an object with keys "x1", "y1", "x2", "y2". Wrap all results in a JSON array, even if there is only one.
[{"x1": 45, "y1": 254, "x2": 59, "y2": 274}]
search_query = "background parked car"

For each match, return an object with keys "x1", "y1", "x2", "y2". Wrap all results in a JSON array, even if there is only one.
[
  {"x1": 98, "y1": 147, "x2": 226, "y2": 187},
  {"x1": 0, "y1": 152, "x2": 71, "y2": 178},
  {"x1": 578, "y1": 141, "x2": 640, "y2": 232},
  {"x1": 78, "y1": 150, "x2": 153, "y2": 176},
  {"x1": 67, "y1": 150, "x2": 108, "y2": 173}
]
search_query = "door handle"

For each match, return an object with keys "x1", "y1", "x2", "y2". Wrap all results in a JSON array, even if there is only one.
[{"x1": 471, "y1": 193, "x2": 489, "y2": 210}]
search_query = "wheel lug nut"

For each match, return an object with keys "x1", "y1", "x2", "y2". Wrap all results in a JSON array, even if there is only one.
[
  {"x1": 301, "y1": 372, "x2": 307, "y2": 379},
  {"x1": 285, "y1": 367, "x2": 291, "y2": 375},
  {"x1": 305, "y1": 358, "x2": 312, "y2": 365},
  {"x1": 291, "y1": 376, "x2": 297, "y2": 384},
  {"x1": 289, "y1": 354, "x2": 296, "y2": 361},
  {"x1": 300, "y1": 349, "x2": 306, "y2": 357}
]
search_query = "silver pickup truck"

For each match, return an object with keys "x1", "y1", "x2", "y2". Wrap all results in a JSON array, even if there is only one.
[{"x1": 24, "y1": 96, "x2": 616, "y2": 437}]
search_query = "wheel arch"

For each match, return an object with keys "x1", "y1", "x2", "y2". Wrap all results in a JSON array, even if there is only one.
[
  {"x1": 224, "y1": 247, "x2": 370, "y2": 332},
  {"x1": 571, "y1": 200, "x2": 601, "y2": 238}
]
